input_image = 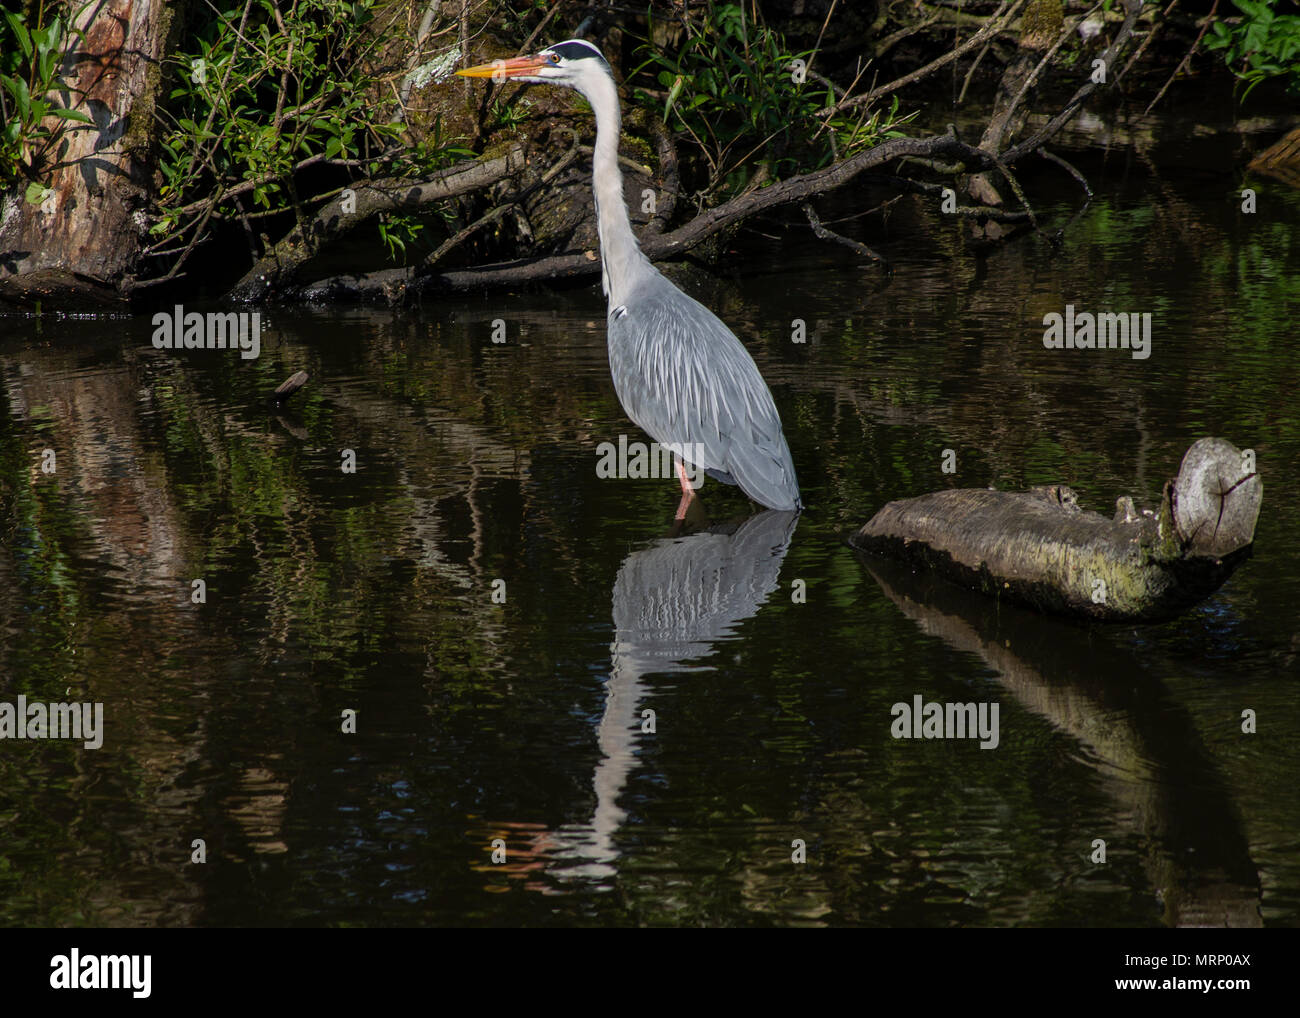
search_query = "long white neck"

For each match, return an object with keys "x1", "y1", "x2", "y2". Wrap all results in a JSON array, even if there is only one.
[{"x1": 578, "y1": 70, "x2": 652, "y2": 306}]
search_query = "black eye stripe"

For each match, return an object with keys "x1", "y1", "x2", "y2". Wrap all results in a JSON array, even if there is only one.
[{"x1": 549, "y1": 40, "x2": 601, "y2": 62}]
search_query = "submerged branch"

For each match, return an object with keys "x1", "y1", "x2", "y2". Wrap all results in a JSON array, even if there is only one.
[{"x1": 802, "y1": 203, "x2": 890, "y2": 266}]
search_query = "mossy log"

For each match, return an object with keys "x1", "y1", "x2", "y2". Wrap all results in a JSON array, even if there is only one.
[
  {"x1": 1249, "y1": 126, "x2": 1300, "y2": 189},
  {"x1": 849, "y1": 438, "x2": 1262, "y2": 622}
]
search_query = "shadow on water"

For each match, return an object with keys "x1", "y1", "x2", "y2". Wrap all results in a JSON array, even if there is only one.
[{"x1": 859, "y1": 552, "x2": 1263, "y2": 928}]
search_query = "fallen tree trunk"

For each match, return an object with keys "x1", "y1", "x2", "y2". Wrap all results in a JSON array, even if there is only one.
[
  {"x1": 272, "y1": 128, "x2": 1045, "y2": 302},
  {"x1": 226, "y1": 144, "x2": 527, "y2": 303},
  {"x1": 1248, "y1": 125, "x2": 1300, "y2": 189},
  {"x1": 848, "y1": 438, "x2": 1262, "y2": 622}
]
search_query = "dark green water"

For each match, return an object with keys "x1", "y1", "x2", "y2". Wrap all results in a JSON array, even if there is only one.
[{"x1": 1, "y1": 149, "x2": 1297, "y2": 927}]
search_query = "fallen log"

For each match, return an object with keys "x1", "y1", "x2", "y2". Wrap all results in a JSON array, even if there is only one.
[
  {"x1": 1248, "y1": 125, "x2": 1300, "y2": 189},
  {"x1": 848, "y1": 438, "x2": 1262, "y2": 622},
  {"x1": 225, "y1": 146, "x2": 528, "y2": 303}
]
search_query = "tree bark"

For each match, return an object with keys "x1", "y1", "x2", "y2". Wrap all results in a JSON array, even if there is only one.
[{"x1": 0, "y1": 0, "x2": 181, "y2": 305}]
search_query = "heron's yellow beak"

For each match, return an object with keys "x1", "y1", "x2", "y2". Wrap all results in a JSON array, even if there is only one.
[{"x1": 456, "y1": 55, "x2": 550, "y2": 79}]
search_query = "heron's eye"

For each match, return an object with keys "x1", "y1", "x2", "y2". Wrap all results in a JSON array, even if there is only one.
[{"x1": 545, "y1": 52, "x2": 559, "y2": 65}]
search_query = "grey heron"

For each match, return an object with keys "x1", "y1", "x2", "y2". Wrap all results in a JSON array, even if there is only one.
[{"x1": 458, "y1": 39, "x2": 802, "y2": 513}]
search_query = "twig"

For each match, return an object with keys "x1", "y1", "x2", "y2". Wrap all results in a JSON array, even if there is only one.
[
  {"x1": 802, "y1": 202, "x2": 890, "y2": 266},
  {"x1": 805, "y1": 0, "x2": 840, "y2": 81},
  {"x1": 231, "y1": 191, "x2": 261, "y2": 262},
  {"x1": 874, "y1": 175, "x2": 1031, "y2": 222},
  {"x1": 874, "y1": 14, "x2": 943, "y2": 60},
  {"x1": 422, "y1": 203, "x2": 514, "y2": 269},
  {"x1": 995, "y1": 2, "x2": 1104, "y2": 151},
  {"x1": 816, "y1": 194, "x2": 905, "y2": 225},
  {"x1": 171, "y1": 148, "x2": 400, "y2": 216},
  {"x1": 270, "y1": 0, "x2": 296, "y2": 131},
  {"x1": 957, "y1": 33, "x2": 998, "y2": 105},
  {"x1": 818, "y1": 0, "x2": 1026, "y2": 118},
  {"x1": 1038, "y1": 148, "x2": 1092, "y2": 199},
  {"x1": 1146, "y1": 0, "x2": 1216, "y2": 114},
  {"x1": 154, "y1": 197, "x2": 220, "y2": 283},
  {"x1": 520, "y1": 0, "x2": 570, "y2": 54},
  {"x1": 989, "y1": 152, "x2": 1039, "y2": 232},
  {"x1": 1002, "y1": 0, "x2": 1147, "y2": 162},
  {"x1": 1118, "y1": 0, "x2": 1178, "y2": 84},
  {"x1": 125, "y1": 273, "x2": 188, "y2": 290}
]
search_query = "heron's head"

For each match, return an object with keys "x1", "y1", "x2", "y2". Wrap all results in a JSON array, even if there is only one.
[{"x1": 456, "y1": 39, "x2": 611, "y2": 92}]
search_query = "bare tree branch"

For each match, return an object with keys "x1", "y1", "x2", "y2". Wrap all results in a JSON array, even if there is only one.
[{"x1": 819, "y1": 0, "x2": 1027, "y2": 118}]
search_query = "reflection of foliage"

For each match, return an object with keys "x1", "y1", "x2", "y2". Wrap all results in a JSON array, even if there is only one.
[
  {"x1": 632, "y1": 3, "x2": 912, "y2": 199},
  {"x1": 1207, "y1": 0, "x2": 1300, "y2": 96},
  {"x1": 0, "y1": 396, "x2": 83, "y2": 692}
]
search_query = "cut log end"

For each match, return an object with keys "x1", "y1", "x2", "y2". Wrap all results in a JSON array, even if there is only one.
[{"x1": 1172, "y1": 437, "x2": 1262, "y2": 558}]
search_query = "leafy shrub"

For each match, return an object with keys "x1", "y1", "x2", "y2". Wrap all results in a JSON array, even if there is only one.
[
  {"x1": 632, "y1": 3, "x2": 910, "y2": 199},
  {"x1": 1206, "y1": 0, "x2": 1300, "y2": 96},
  {"x1": 0, "y1": 2, "x2": 93, "y2": 192}
]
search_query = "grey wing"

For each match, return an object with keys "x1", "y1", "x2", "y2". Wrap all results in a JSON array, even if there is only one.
[{"x1": 607, "y1": 284, "x2": 801, "y2": 511}]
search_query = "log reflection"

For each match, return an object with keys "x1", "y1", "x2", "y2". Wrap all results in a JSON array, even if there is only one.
[{"x1": 859, "y1": 553, "x2": 1262, "y2": 927}]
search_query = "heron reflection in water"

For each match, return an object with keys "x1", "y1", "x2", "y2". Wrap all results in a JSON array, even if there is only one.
[{"x1": 539, "y1": 509, "x2": 798, "y2": 882}]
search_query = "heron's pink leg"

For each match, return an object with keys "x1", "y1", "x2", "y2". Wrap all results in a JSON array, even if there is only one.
[
  {"x1": 674, "y1": 459, "x2": 695, "y2": 521},
  {"x1": 676, "y1": 458, "x2": 695, "y2": 495}
]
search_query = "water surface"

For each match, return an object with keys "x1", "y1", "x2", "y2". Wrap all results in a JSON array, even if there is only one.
[{"x1": 1, "y1": 137, "x2": 1297, "y2": 927}]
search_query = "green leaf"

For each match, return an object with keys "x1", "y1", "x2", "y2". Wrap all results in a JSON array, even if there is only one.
[
  {"x1": 10, "y1": 75, "x2": 31, "y2": 119},
  {"x1": 4, "y1": 13, "x2": 32, "y2": 59},
  {"x1": 665, "y1": 75, "x2": 683, "y2": 117}
]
